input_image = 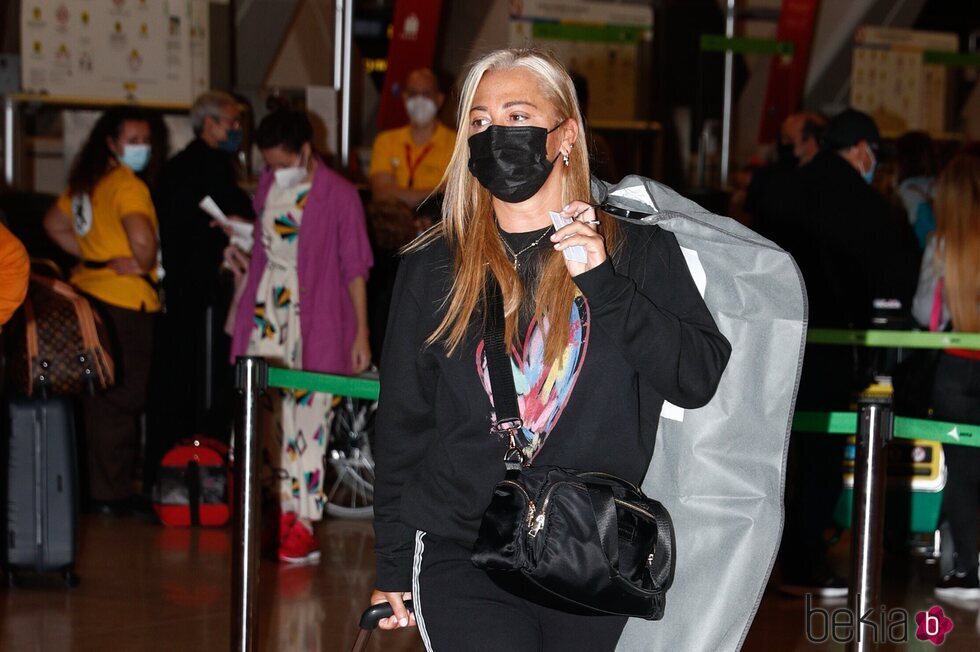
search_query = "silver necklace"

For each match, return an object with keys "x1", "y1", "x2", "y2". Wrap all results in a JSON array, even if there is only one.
[{"x1": 498, "y1": 226, "x2": 553, "y2": 270}]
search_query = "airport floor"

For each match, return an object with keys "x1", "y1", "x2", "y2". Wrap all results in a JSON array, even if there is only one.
[{"x1": 2, "y1": 514, "x2": 979, "y2": 651}]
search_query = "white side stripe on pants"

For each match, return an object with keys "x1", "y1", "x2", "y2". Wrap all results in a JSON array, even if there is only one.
[{"x1": 412, "y1": 530, "x2": 434, "y2": 651}]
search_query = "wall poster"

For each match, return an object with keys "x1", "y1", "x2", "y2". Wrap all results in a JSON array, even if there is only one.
[
  {"x1": 20, "y1": 0, "x2": 209, "y2": 105},
  {"x1": 850, "y1": 26, "x2": 957, "y2": 134}
]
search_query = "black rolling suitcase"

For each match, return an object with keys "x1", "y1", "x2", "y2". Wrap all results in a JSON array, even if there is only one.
[{"x1": 4, "y1": 396, "x2": 79, "y2": 586}]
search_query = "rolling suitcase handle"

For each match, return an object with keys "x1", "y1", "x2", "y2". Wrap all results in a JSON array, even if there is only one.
[{"x1": 351, "y1": 600, "x2": 415, "y2": 652}]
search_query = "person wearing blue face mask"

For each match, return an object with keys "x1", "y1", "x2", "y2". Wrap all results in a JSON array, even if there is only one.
[
  {"x1": 144, "y1": 91, "x2": 256, "y2": 497},
  {"x1": 43, "y1": 106, "x2": 162, "y2": 515}
]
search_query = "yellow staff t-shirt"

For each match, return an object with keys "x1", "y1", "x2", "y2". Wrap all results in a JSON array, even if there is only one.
[
  {"x1": 56, "y1": 165, "x2": 161, "y2": 312},
  {"x1": 368, "y1": 122, "x2": 456, "y2": 191}
]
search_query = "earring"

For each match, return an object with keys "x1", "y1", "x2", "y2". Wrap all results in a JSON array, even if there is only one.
[{"x1": 562, "y1": 153, "x2": 570, "y2": 166}]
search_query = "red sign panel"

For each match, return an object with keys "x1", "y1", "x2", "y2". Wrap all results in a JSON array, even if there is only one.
[
  {"x1": 757, "y1": 0, "x2": 820, "y2": 143},
  {"x1": 376, "y1": 0, "x2": 445, "y2": 131}
]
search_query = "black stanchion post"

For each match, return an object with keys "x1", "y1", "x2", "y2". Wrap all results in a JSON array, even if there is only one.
[
  {"x1": 232, "y1": 357, "x2": 267, "y2": 652},
  {"x1": 847, "y1": 396, "x2": 892, "y2": 652}
]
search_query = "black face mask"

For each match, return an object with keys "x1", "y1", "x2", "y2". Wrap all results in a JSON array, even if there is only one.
[{"x1": 468, "y1": 124, "x2": 561, "y2": 203}]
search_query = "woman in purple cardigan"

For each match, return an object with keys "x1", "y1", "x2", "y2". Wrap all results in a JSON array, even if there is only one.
[{"x1": 230, "y1": 109, "x2": 373, "y2": 563}]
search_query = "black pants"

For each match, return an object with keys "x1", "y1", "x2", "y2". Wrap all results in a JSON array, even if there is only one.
[
  {"x1": 144, "y1": 301, "x2": 234, "y2": 492},
  {"x1": 411, "y1": 532, "x2": 628, "y2": 652},
  {"x1": 84, "y1": 300, "x2": 156, "y2": 501},
  {"x1": 931, "y1": 353, "x2": 980, "y2": 574},
  {"x1": 781, "y1": 432, "x2": 844, "y2": 575},
  {"x1": 780, "y1": 344, "x2": 853, "y2": 577}
]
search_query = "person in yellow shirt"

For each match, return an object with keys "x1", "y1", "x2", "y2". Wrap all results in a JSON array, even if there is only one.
[
  {"x1": 367, "y1": 69, "x2": 456, "y2": 358},
  {"x1": 43, "y1": 106, "x2": 161, "y2": 515},
  {"x1": 0, "y1": 221, "x2": 29, "y2": 327},
  {"x1": 369, "y1": 68, "x2": 456, "y2": 213}
]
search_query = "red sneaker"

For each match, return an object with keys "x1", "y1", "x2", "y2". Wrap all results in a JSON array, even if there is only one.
[{"x1": 278, "y1": 519, "x2": 321, "y2": 564}]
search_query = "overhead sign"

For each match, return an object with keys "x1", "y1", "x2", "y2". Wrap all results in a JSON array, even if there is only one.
[{"x1": 511, "y1": 0, "x2": 652, "y2": 27}]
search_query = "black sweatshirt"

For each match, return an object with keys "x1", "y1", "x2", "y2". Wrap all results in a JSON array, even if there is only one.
[{"x1": 373, "y1": 221, "x2": 732, "y2": 591}]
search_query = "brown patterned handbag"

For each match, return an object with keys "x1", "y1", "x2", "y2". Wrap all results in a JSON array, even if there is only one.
[{"x1": 5, "y1": 273, "x2": 114, "y2": 396}]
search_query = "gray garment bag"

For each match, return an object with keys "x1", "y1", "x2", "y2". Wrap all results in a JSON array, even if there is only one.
[{"x1": 591, "y1": 176, "x2": 808, "y2": 652}]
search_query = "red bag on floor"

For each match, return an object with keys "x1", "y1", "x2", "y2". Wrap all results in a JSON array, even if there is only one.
[{"x1": 153, "y1": 438, "x2": 233, "y2": 527}]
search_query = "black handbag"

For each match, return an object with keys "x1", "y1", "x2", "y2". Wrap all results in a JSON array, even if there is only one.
[{"x1": 470, "y1": 276, "x2": 676, "y2": 620}]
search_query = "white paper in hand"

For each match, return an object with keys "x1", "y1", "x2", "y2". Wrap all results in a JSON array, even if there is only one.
[
  {"x1": 549, "y1": 211, "x2": 587, "y2": 263},
  {"x1": 199, "y1": 195, "x2": 254, "y2": 253}
]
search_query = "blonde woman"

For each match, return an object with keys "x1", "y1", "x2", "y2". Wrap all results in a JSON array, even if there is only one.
[
  {"x1": 912, "y1": 145, "x2": 980, "y2": 599},
  {"x1": 370, "y1": 48, "x2": 730, "y2": 649}
]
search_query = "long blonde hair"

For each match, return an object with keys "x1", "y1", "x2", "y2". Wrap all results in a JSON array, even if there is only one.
[
  {"x1": 407, "y1": 48, "x2": 619, "y2": 364},
  {"x1": 934, "y1": 146, "x2": 980, "y2": 332}
]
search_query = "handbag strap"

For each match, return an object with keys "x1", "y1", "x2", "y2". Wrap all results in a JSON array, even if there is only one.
[
  {"x1": 646, "y1": 500, "x2": 676, "y2": 591},
  {"x1": 587, "y1": 485, "x2": 676, "y2": 591},
  {"x1": 483, "y1": 274, "x2": 525, "y2": 467},
  {"x1": 587, "y1": 484, "x2": 620, "y2": 572}
]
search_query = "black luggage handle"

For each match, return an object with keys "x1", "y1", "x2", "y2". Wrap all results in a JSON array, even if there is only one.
[
  {"x1": 358, "y1": 599, "x2": 414, "y2": 630},
  {"x1": 351, "y1": 601, "x2": 415, "y2": 652}
]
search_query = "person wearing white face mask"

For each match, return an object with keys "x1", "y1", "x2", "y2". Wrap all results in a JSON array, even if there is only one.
[
  {"x1": 366, "y1": 69, "x2": 456, "y2": 361},
  {"x1": 229, "y1": 108, "x2": 373, "y2": 564},
  {"x1": 43, "y1": 106, "x2": 162, "y2": 515},
  {"x1": 369, "y1": 68, "x2": 456, "y2": 212}
]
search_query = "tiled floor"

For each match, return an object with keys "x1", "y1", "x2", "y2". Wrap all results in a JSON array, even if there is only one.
[{"x1": 2, "y1": 515, "x2": 978, "y2": 651}]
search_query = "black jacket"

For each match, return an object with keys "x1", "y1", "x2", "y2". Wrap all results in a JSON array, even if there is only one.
[
  {"x1": 754, "y1": 151, "x2": 919, "y2": 328},
  {"x1": 153, "y1": 139, "x2": 253, "y2": 311},
  {"x1": 373, "y1": 222, "x2": 731, "y2": 591}
]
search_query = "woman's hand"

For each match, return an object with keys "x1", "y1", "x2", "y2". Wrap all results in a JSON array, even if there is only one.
[
  {"x1": 107, "y1": 256, "x2": 144, "y2": 276},
  {"x1": 222, "y1": 245, "x2": 250, "y2": 280},
  {"x1": 351, "y1": 330, "x2": 372, "y2": 374},
  {"x1": 370, "y1": 589, "x2": 416, "y2": 630},
  {"x1": 210, "y1": 214, "x2": 251, "y2": 238},
  {"x1": 550, "y1": 201, "x2": 607, "y2": 276}
]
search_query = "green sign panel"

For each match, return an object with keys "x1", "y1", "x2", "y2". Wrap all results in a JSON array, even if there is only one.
[{"x1": 699, "y1": 34, "x2": 794, "y2": 57}]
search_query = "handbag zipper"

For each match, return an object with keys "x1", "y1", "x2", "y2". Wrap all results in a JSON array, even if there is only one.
[
  {"x1": 578, "y1": 471, "x2": 642, "y2": 493},
  {"x1": 527, "y1": 483, "x2": 661, "y2": 540},
  {"x1": 499, "y1": 479, "x2": 537, "y2": 528},
  {"x1": 613, "y1": 498, "x2": 658, "y2": 522},
  {"x1": 528, "y1": 480, "x2": 575, "y2": 538}
]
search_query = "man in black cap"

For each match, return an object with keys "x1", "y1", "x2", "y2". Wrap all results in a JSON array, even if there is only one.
[
  {"x1": 778, "y1": 108, "x2": 920, "y2": 597},
  {"x1": 796, "y1": 108, "x2": 920, "y2": 327}
]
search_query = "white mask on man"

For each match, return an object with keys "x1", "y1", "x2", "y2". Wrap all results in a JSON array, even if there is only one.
[{"x1": 405, "y1": 96, "x2": 438, "y2": 126}]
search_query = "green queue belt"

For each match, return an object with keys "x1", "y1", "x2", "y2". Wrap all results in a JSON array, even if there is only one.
[
  {"x1": 267, "y1": 367, "x2": 380, "y2": 400},
  {"x1": 793, "y1": 412, "x2": 979, "y2": 448},
  {"x1": 263, "y1": 328, "x2": 979, "y2": 445},
  {"x1": 807, "y1": 328, "x2": 980, "y2": 349}
]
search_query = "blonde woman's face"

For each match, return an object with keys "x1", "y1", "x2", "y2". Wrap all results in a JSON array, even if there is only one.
[{"x1": 469, "y1": 68, "x2": 563, "y2": 145}]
